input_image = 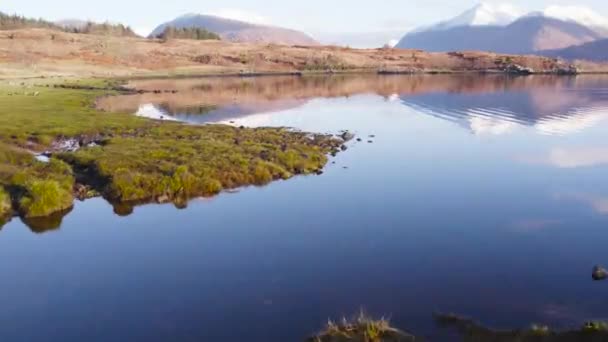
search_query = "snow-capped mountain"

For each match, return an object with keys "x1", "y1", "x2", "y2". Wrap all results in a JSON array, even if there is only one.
[
  {"x1": 423, "y1": 3, "x2": 522, "y2": 31},
  {"x1": 412, "y1": 3, "x2": 608, "y2": 34},
  {"x1": 396, "y1": 3, "x2": 608, "y2": 54},
  {"x1": 543, "y1": 5, "x2": 608, "y2": 33}
]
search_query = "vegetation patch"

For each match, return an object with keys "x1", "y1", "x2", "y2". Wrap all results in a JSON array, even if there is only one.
[
  {"x1": 0, "y1": 185, "x2": 11, "y2": 224},
  {"x1": 309, "y1": 312, "x2": 415, "y2": 342},
  {"x1": 0, "y1": 79, "x2": 344, "y2": 228},
  {"x1": 435, "y1": 313, "x2": 608, "y2": 342}
]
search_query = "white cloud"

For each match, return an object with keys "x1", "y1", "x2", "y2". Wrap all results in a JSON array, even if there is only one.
[
  {"x1": 468, "y1": 114, "x2": 518, "y2": 136},
  {"x1": 516, "y1": 146, "x2": 608, "y2": 169},
  {"x1": 543, "y1": 5, "x2": 608, "y2": 29},
  {"x1": 557, "y1": 193, "x2": 608, "y2": 215},
  {"x1": 547, "y1": 147, "x2": 608, "y2": 168},
  {"x1": 204, "y1": 9, "x2": 270, "y2": 25}
]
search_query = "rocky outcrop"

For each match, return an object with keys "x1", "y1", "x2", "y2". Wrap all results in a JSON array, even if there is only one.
[{"x1": 504, "y1": 63, "x2": 534, "y2": 75}]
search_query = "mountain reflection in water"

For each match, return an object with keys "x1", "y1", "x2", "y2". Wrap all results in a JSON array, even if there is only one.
[{"x1": 99, "y1": 75, "x2": 608, "y2": 136}]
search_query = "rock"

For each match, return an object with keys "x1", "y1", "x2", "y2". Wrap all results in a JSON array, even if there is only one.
[
  {"x1": 504, "y1": 64, "x2": 534, "y2": 75},
  {"x1": 340, "y1": 131, "x2": 355, "y2": 141},
  {"x1": 356, "y1": 138, "x2": 362, "y2": 142},
  {"x1": 156, "y1": 194, "x2": 170, "y2": 204},
  {"x1": 315, "y1": 169, "x2": 324, "y2": 175},
  {"x1": 368, "y1": 140, "x2": 374, "y2": 143},
  {"x1": 340, "y1": 145, "x2": 348, "y2": 151},
  {"x1": 592, "y1": 265, "x2": 608, "y2": 281},
  {"x1": 555, "y1": 65, "x2": 578, "y2": 75}
]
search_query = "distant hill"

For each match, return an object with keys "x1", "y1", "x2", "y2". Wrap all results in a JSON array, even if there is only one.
[
  {"x1": 149, "y1": 14, "x2": 318, "y2": 45},
  {"x1": 397, "y1": 15, "x2": 602, "y2": 54},
  {"x1": 542, "y1": 39, "x2": 608, "y2": 61}
]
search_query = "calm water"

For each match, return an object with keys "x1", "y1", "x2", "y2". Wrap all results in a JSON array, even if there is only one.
[{"x1": 4, "y1": 75, "x2": 608, "y2": 341}]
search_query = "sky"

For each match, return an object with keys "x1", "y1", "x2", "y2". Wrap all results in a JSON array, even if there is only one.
[{"x1": 3, "y1": 0, "x2": 608, "y2": 46}]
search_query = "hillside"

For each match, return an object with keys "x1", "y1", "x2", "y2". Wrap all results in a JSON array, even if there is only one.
[
  {"x1": 0, "y1": 28, "x2": 593, "y2": 78},
  {"x1": 397, "y1": 16, "x2": 602, "y2": 54},
  {"x1": 149, "y1": 14, "x2": 318, "y2": 46},
  {"x1": 542, "y1": 39, "x2": 608, "y2": 61},
  {"x1": 1, "y1": 12, "x2": 138, "y2": 37}
]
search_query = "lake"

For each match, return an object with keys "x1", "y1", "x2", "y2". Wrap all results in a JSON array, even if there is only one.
[{"x1": 3, "y1": 74, "x2": 608, "y2": 341}]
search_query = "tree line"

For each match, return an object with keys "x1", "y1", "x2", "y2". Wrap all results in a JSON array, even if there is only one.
[
  {"x1": 0, "y1": 12, "x2": 137, "y2": 37},
  {"x1": 155, "y1": 26, "x2": 221, "y2": 41}
]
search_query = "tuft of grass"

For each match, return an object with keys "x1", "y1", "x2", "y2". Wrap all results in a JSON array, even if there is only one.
[{"x1": 310, "y1": 311, "x2": 415, "y2": 342}]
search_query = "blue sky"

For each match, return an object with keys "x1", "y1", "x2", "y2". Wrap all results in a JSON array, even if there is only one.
[{"x1": 4, "y1": 0, "x2": 608, "y2": 43}]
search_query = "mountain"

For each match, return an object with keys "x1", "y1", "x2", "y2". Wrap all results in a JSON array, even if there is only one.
[
  {"x1": 542, "y1": 39, "x2": 608, "y2": 61},
  {"x1": 420, "y1": 3, "x2": 522, "y2": 32},
  {"x1": 149, "y1": 14, "x2": 318, "y2": 45},
  {"x1": 543, "y1": 5, "x2": 608, "y2": 35},
  {"x1": 397, "y1": 14, "x2": 602, "y2": 54}
]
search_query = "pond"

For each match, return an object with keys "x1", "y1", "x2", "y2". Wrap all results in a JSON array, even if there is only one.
[{"x1": 3, "y1": 74, "x2": 608, "y2": 341}]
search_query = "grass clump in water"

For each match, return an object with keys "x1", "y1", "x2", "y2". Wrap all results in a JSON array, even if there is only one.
[
  {"x1": 59, "y1": 124, "x2": 338, "y2": 205},
  {"x1": 1, "y1": 145, "x2": 75, "y2": 219},
  {"x1": 309, "y1": 312, "x2": 415, "y2": 342}
]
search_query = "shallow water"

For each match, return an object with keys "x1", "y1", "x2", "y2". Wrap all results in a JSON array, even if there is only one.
[{"x1": 4, "y1": 75, "x2": 608, "y2": 341}]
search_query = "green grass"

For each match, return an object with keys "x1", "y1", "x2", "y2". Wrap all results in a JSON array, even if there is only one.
[
  {"x1": 0, "y1": 79, "x2": 343, "y2": 227},
  {"x1": 0, "y1": 80, "x2": 146, "y2": 149},
  {"x1": 59, "y1": 124, "x2": 336, "y2": 203}
]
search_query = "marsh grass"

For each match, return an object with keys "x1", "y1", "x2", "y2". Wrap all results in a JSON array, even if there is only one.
[
  {"x1": 435, "y1": 313, "x2": 608, "y2": 342},
  {"x1": 0, "y1": 79, "x2": 343, "y2": 227},
  {"x1": 310, "y1": 312, "x2": 415, "y2": 342},
  {"x1": 0, "y1": 185, "x2": 11, "y2": 221}
]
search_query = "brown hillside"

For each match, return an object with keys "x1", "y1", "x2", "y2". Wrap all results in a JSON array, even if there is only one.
[{"x1": 0, "y1": 28, "x2": 604, "y2": 78}]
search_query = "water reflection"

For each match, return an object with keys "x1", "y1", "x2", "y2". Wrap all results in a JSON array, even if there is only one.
[
  {"x1": 100, "y1": 75, "x2": 608, "y2": 136},
  {"x1": 5, "y1": 75, "x2": 608, "y2": 341},
  {"x1": 21, "y1": 207, "x2": 73, "y2": 234}
]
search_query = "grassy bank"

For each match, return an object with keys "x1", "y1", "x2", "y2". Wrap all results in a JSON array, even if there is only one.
[
  {"x1": 307, "y1": 313, "x2": 608, "y2": 342},
  {"x1": 435, "y1": 313, "x2": 608, "y2": 342},
  {"x1": 0, "y1": 79, "x2": 344, "y2": 227}
]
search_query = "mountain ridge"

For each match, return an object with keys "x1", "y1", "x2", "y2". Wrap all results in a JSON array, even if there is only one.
[
  {"x1": 149, "y1": 14, "x2": 318, "y2": 46},
  {"x1": 397, "y1": 14, "x2": 603, "y2": 54}
]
